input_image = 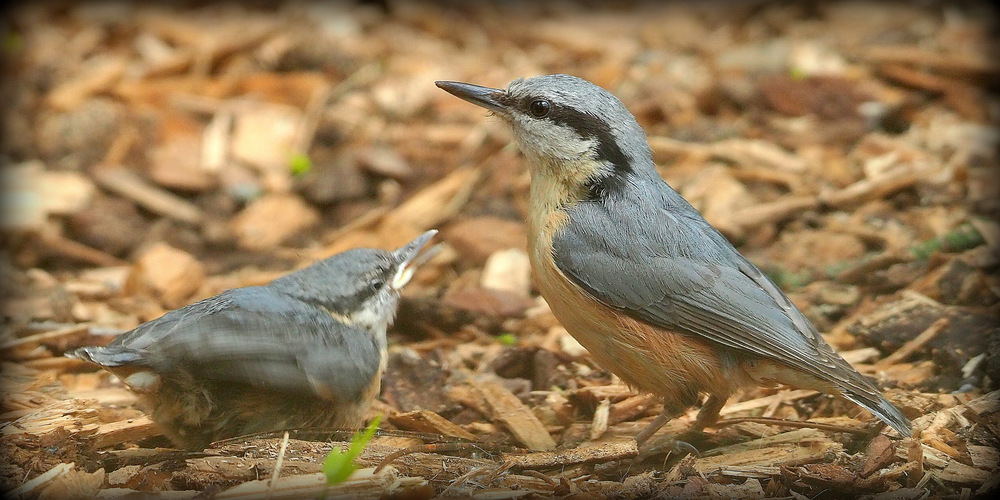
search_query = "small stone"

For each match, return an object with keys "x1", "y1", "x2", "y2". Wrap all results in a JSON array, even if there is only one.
[
  {"x1": 357, "y1": 146, "x2": 412, "y2": 180},
  {"x1": 480, "y1": 248, "x2": 532, "y2": 298}
]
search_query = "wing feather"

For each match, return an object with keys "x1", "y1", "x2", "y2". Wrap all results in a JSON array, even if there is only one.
[
  {"x1": 89, "y1": 287, "x2": 381, "y2": 403},
  {"x1": 553, "y1": 190, "x2": 882, "y2": 401}
]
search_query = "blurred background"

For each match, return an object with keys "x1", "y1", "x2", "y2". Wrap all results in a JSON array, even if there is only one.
[{"x1": 1, "y1": 1, "x2": 998, "y2": 498}]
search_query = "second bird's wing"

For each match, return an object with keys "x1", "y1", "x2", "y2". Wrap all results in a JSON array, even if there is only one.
[{"x1": 92, "y1": 287, "x2": 383, "y2": 404}]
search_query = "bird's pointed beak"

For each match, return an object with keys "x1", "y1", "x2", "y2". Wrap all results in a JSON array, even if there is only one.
[
  {"x1": 436, "y1": 81, "x2": 508, "y2": 114},
  {"x1": 391, "y1": 229, "x2": 439, "y2": 290}
]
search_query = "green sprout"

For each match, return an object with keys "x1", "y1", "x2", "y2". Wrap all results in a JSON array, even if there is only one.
[
  {"x1": 321, "y1": 415, "x2": 381, "y2": 486},
  {"x1": 496, "y1": 332, "x2": 517, "y2": 346},
  {"x1": 289, "y1": 152, "x2": 312, "y2": 177},
  {"x1": 910, "y1": 223, "x2": 984, "y2": 261}
]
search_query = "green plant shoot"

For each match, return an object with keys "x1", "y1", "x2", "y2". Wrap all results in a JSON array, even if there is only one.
[
  {"x1": 322, "y1": 415, "x2": 382, "y2": 486},
  {"x1": 289, "y1": 152, "x2": 312, "y2": 177},
  {"x1": 496, "y1": 332, "x2": 517, "y2": 346}
]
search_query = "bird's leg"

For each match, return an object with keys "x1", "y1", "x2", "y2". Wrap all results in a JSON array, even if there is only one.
[
  {"x1": 634, "y1": 410, "x2": 670, "y2": 447},
  {"x1": 636, "y1": 395, "x2": 727, "y2": 456},
  {"x1": 691, "y1": 394, "x2": 726, "y2": 433},
  {"x1": 634, "y1": 404, "x2": 684, "y2": 447}
]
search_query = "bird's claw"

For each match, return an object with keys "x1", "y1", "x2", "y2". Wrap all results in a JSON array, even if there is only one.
[{"x1": 672, "y1": 439, "x2": 701, "y2": 458}]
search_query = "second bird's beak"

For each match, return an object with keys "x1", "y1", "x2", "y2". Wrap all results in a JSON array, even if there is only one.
[
  {"x1": 391, "y1": 230, "x2": 439, "y2": 290},
  {"x1": 435, "y1": 81, "x2": 507, "y2": 115}
]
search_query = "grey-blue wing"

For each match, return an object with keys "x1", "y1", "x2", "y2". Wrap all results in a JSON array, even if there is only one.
[
  {"x1": 90, "y1": 287, "x2": 381, "y2": 404},
  {"x1": 553, "y1": 189, "x2": 879, "y2": 399}
]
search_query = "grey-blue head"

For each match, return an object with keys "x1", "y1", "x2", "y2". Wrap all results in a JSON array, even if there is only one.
[
  {"x1": 437, "y1": 75, "x2": 656, "y2": 201},
  {"x1": 269, "y1": 230, "x2": 437, "y2": 329}
]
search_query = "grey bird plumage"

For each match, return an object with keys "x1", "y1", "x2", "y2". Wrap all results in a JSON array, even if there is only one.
[
  {"x1": 70, "y1": 230, "x2": 437, "y2": 449},
  {"x1": 437, "y1": 74, "x2": 911, "y2": 438}
]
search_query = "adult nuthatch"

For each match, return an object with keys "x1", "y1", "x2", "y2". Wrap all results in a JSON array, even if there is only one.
[
  {"x1": 69, "y1": 230, "x2": 437, "y2": 450},
  {"x1": 437, "y1": 75, "x2": 911, "y2": 444}
]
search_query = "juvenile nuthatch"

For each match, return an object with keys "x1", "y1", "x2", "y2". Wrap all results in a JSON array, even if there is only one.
[
  {"x1": 69, "y1": 230, "x2": 437, "y2": 450},
  {"x1": 437, "y1": 75, "x2": 911, "y2": 444}
]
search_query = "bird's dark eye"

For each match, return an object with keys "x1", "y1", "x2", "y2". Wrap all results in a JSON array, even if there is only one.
[
  {"x1": 529, "y1": 99, "x2": 551, "y2": 117},
  {"x1": 368, "y1": 279, "x2": 384, "y2": 292}
]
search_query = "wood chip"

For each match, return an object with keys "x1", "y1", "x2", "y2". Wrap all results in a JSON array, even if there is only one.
[
  {"x1": 124, "y1": 243, "x2": 205, "y2": 309},
  {"x1": 388, "y1": 410, "x2": 477, "y2": 441},
  {"x1": 216, "y1": 468, "x2": 425, "y2": 500},
  {"x1": 471, "y1": 379, "x2": 556, "y2": 451},
  {"x1": 0, "y1": 323, "x2": 91, "y2": 353},
  {"x1": 937, "y1": 461, "x2": 991, "y2": 485},
  {"x1": 7, "y1": 463, "x2": 75, "y2": 499},
  {"x1": 92, "y1": 167, "x2": 204, "y2": 225},
  {"x1": 717, "y1": 389, "x2": 819, "y2": 416},
  {"x1": 692, "y1": 443, "x2": 839, "y2": 475},
  {"x1": 500, "y1": 439, "x2": 638, "y2": 469},
  {"x1": 876, "y1": 317, "x2": 949, "y2": 368},
  {"x1": 820, "y1": 169, "x2": 927, "y2": 208},
  {"x1": 48, "y1": 56, "x2": 127, "y2": 110},
  {"x1": 590, "y1": 398, "x2": 610, "y2": 441},
  {"x1": 39, "y1": 468, "x2": 105, "y2": 500},
  {"x1": 91, "y1": 416, "x2": 161, "y2": 449},
  {"x1": 608, "y1": 393, "x2": 660, "y2": 425},
  {"x1": 860, "y1": 434, "x2": 897, "y2": 477},
  {"x1": 229, "y1": 194, "x2": 319, "y2": 250}
]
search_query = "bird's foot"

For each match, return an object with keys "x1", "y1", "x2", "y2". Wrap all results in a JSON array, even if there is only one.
[
  {"x1": 636, "y1": 432, "x2": 703, "y2": 458},
  {"x1": 672, "y1": 438, "x2": 701, "y2": 458}
]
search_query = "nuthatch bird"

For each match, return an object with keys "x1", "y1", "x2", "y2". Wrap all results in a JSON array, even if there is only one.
[
  {"x1": 69, "y1": 230, "x2": 437, "y2": 450},
  {"x1": 437, "y1": 75, "x2": 911, "y2": 444}
]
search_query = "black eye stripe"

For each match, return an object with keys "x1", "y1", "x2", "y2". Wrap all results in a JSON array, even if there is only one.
[{"x1": 517, "y1": 95, "x2": 633, "y2": 201}]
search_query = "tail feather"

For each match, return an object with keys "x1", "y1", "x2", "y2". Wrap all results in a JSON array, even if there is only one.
[
  {"x1": 67, "y1": 346, "x2": 145, "y2": 367},
  {"x1": 841, "y1": 390, "x2": 912, "y2": 437}
]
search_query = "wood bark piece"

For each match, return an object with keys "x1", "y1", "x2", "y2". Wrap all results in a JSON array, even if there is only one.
[
  {"x1": 7, "y1": 462, "x2": 75, "y2": 499},
  {"x1": 47, "y1": 57, "x2": 127, "y2": 111},
  {"x1": 647, "y1": 136, "x2": 808, "y2": 172},
  {"x1": 125, "y1": 243, "x2": 205, "y2": 309},
  {"x1": 2, "y1": 400, "x2": 100, "y2": 440},
  {"x1": 608, "y1": 394, "x2": 659, "y2": 426},
  {"x1": 500, "y1": 439, "x2": 637, "y2": 469},
  {"x1": 215, "y1": 468, "x2": 424, "y2": 500},
  {"x1": 729, "y1": 196, "x2": 821, "y2": 230},
  {"x1": 704, "y1": 428, "x2": 842, "y2": 457},
  {"x1": 590, "y1": 398, "x2": 610, "y2": 440},
  {"x1": 388, "y1": 410, "x2": 477, "y2": 441},
  {"x1": 318, "y1": 167, "x2": 480, "y2": 258},
  {"x1": 229, "y1": 194, "x2": 319, "y2": 250},
  {"x1": 691, "y1": 444, "x2": 838, "y2": 475},
  {"x1": 376, "y1": 168, "x2": 480, "y2": 247},
  {"x1": 717, "y1": 389, "x2": 819, "y2": 416},
  {"x1": 91, "y1": 416, "x2": 161, "y2": 449},
  {"x1": 865, "y1": 46, "x2": 1000, "y2": 81},
  {"x1": 38, "y1": 229, "x2": 129, "y2": 268},
  {"x1": 859, "y1": 434, "x2": 897, "y2": 477},
  {"x1": 568, "y1": 384, "x2": 637, "y2": 404},
  {"x1": 937, "y1": 461, "x2": 992, "y2": 485},
  {"x1": 690, "y1": 429, "x2": 844, "y2": 476},
  {"x1": 471, "y1": 379, "x2": 556, "y2": 451},
  {"x1": 875, "y1": 317, "x2": 949, "y2": 368},
  {"x1": 92, "y1": 167, "x2": 204, "y2": 225},
  {"x1": 820, "y1": 169, "x2": 927, "y2": 208},
  {"x1": 38, "y1": 468, "x2": 105, "y2": 500},
  {"x1": 0, "y1": 323, "x2": 91, "y2": 354}
]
